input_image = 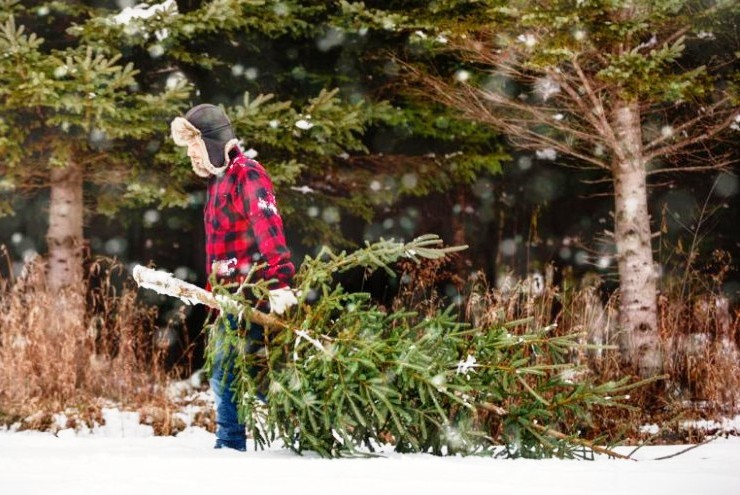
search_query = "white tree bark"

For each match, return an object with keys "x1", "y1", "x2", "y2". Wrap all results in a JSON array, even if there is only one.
[
  {"x1": 47, "y1": 161, "x2": 84, "y2": 292},
  {"x1": 611, "y1": 100, "x2": 662, "y2": 377}
]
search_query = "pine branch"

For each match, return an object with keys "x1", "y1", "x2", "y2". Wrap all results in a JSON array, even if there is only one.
[{"x1": 300, "y1": 234, "x2": 467, "y2": 280}]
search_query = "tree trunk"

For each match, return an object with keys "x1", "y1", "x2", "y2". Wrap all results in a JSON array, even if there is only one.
[
  {"x1": 47, "y1": 161, "x2": 85, "y2": 293},
  {"x1": 611, "y1": 100, "x2": 662, "y2": 377}
]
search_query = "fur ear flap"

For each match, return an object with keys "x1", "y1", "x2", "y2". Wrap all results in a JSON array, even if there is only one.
[
  {"x1": 223, "y1": 138, "x2": 239, "y2": 165},
  {"x1": 171, "y1": 116, "x2": 232, "y2": 178},
  {"x1": 171, "y1": 117, "x2": 201, "y2": 147}
]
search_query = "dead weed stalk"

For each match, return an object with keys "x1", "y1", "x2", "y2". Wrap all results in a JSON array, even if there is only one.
[
  {"x1": 0, "y1": 255, "x2": 185, "y2": 433},
  {"x1": 396, "y1": 257, "x2": 739, "y2": 442}
]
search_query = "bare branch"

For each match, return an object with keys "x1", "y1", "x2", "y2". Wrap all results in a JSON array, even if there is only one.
[
  {"x1": 507, "y1": 125, "x2": 610, "y2": 169},
  {"x1": 647, "y1": 160, "x2": 736, "y2": 176},
  {"x1": 473, "y1": 78, "x2": 606, "y2": 145},
  {"x1": 404, "y1": 57, "x2": 611, "y2": 171},
  {"x1": 645, "y1": 107, "x2": 738, "y2": 161},
  {"x1": 571, "y1": 57, "x2": 622, "y2": 157},
  {"x1": 644, "y1": 96, "x2": 733, "y2": 152},
  {"x1": 549, "y1": 66, "x2": 610, "y2": 138}
]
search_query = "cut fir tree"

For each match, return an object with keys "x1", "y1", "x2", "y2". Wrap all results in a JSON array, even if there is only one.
[{"x1": 136, "y1": 235, "x2": 647, "y2": 458}]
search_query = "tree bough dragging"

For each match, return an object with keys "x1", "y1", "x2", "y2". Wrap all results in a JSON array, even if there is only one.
[{"x1": 135, "y1": 234, "x2": 647, "y2": 459}]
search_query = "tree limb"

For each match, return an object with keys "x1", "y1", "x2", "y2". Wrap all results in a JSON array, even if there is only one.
[{"x1": 645, "y1": 105, "x2": 738, "y2": 161}]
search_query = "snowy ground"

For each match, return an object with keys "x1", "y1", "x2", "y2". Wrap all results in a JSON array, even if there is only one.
[{"x1": 1, "y1": 409, "x2": 739, "y2": 495}]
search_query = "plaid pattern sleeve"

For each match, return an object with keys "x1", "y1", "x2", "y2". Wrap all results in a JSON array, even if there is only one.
[{"x1": 204, "y1": 153, "x2": 295, "y2": 289}]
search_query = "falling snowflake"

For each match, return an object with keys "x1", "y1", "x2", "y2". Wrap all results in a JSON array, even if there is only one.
[
  {"x1": 730, "y1": 114, "x2": 740, "y2": 131},
  {"x1": 517, "y1": 33, "x2": 537, "y2": 48},
  {"x1": 597, "y1": 256, "x2": 612, "y2": 269},
  {"x1": 295, "y1": 119, "x2": 314, "y2": 130},
  {"x1": 166, "y1": 71, "x2": 186, "y2": 90},
  {"x1": 290, "y1": 185, "x2": 314, "y2": 194},
  {"x1": 536, "y1": 148, "x2": 557, "y2": 160},
  {"x1": 624, "y1": 197, "x2": 640, "y2": 216},
  {"x1": 454, "y1": 70, "x2": 471, "y2": 82},
  {"x1": 53, "y1": 65, "x2": 69, "y2": 78},
  {"x1": 534, "y1": 76, "x2": 561, "y2": 101}
]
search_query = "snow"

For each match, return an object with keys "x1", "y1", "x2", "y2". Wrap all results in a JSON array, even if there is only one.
[
  {"x1": 295, "y1": 119, "x2": 314, "y2": 130},
  {"x1": 113, "y1": 0, "x2": 175, "y2": 25},
  {"x1": 291, "y1": 185, "x2": 315, "y2": 194},
  {"x1": 293, "y1": 329, "x2": 329, "y2": 360},
  {"x1": 257, "y1": 196, "x2": 278, "y2": 215},
  {"x1": 455, "y1": 354, "x2": 478, "y2": 375},
  {"x1": 112, "y1": 1, "x2": 175, "y2": 42},
  {"x1": 623, "y1": 197, "x2": 640, "y2": 216},
  {"x1": 517, "y1": 33, "x2": 537, "y2": 48},
  {"x1": 536, "y1": 148, "x2": 558, "y2": 160},
  {"x1": 636, "y1": 35, "x2": 658, "y2": 51},
  {"x1": 1, "y1": 410, "x2": 739, "y2": 495},
  {"x1": 454, "y1": 69, "x2": 471, "y2": 82},
  {"x1": 534, "y1": 76, "x2": 561, "y2": 100},
  {"x1": 132, "y1": 264, "x2": 212, "y2": 306},
  {"x1": 573, "y1": 29, "x2": 587, "y2": 41},
  {"x1": 5, "y1": 2, "x2": 738, "y2": 492}
]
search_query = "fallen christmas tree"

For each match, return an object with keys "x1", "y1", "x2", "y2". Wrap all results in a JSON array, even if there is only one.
[{"x1": 136, "y1": 235, "x2": 651, "y2": 458}]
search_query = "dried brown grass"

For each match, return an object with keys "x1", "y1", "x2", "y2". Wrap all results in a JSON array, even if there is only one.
[
  {"x1": 0, "y1": 256, "x2": 185, "y2": 432},
  {"x1": 3, "y1": 248, "x2": 736, "y2": 441},
  {"x1": 395, "y1": 257, "x2": 740, "y2": 442}
]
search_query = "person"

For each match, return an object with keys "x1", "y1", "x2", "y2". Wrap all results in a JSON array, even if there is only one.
[{"x1": 170, "y1": 103, "x2": 297, "y2": 451}]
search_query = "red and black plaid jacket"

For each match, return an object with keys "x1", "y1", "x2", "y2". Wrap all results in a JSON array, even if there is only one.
[{"x1": 204, "y1": 150, "x2": 294, "y2": 290}]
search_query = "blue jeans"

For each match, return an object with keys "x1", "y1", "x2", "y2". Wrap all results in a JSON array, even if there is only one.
[{"x1": 210, "y1": 316, "x2": 264, "y2": 451}]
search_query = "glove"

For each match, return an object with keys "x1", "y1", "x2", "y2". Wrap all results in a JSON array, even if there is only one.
[{"x1": 268, "y1": 287, "x2": 298, "y2": 315}]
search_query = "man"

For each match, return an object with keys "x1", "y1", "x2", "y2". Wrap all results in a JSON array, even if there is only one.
[{"x1": 171, "y1": 104, "x2": 297, "y2": 451}]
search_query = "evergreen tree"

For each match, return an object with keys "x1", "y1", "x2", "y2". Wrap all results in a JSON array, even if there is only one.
[
  {"x1": 0, "y1": 1, "x2": 387, "y2": 296},
  {"x1": 0, "y1": 1, "x2": 189, "y2": 305},
  {"x1": 71, "y1": 0, "x2": 509, "y2": 250},
  {"x1": 196, "y1": 235, "x2": 645, "y2": 458},
  {"x1": 402, "y1": 0, "x2": 739, "y2": 376}
]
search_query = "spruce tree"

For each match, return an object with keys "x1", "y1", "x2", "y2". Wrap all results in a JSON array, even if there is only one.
[
  {"x1": 195, "y1": 235, "x2": 645, "y2": 458},
  {"x1": 0, "y1": 1, "x2": 385, "y2": 295},
  {"x1": 71, "y1": 0, "x2": 509, "y2": 250},
  {"x1": 0, "y1": 1, "x2": 188, "y2": 306},
  {"x1": 401, "y1": 0, "x2": 739, "y2": 376}
]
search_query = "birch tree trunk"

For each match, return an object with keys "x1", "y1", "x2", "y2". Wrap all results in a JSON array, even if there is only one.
[
  {"x1": 611, "y1": 100, "x2": 662, "y2": 377},
  {"x1": 47, "y1": 161, "x2": 85, "y2": 293}
]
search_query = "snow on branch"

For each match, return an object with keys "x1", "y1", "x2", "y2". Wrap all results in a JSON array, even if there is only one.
[
  {"x1": 133, "y1": 265, "x2": 216, "y2": 308},
  {"x1": 132, "y1": 265, "x2": 285, "y2": 329}
]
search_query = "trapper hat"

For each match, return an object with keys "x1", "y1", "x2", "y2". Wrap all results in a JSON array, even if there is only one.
[{"x1": 170, "y1": 104, "x2": 238, "y2": 177}]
